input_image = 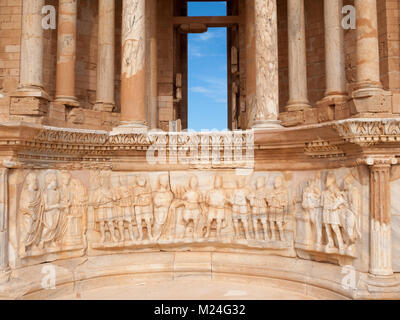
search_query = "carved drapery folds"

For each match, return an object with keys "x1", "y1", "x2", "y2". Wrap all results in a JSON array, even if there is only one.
[
  {"x1": 89, "y1": 172, "x2": 294, "y2": 249},
  {"x1": 295, "y1": 171, "x2": 362, "y2": 261},
  {"x1": 18, "y1": 170, "x2": 87, "y2": 258},
  {"x1": 13, "y1": 167, "x2": 365, "y2": 270}
]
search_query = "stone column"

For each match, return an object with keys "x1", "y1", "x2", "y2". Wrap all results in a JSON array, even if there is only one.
[
  {"x1": 352, "y1": 0, "x2": 392, "y2": 113},
  {"x1": 19, "y1": 0, "x2": 47, "y2": 96},
  {"x1": 10, "y1": 0, "x2": 50, "y2": 117},
  {"x1": 120, "y1": 0, "x2": 147, "y2": 130},
  {"x1": 252, "y1": 0, "x2": 281, "y2": 129},
  {"x1": 369, "y1": 159, "x2": 395, "y2": 276},
  {"x1": 148, "y1": 0, "x2": 158, "y2": 129},
  {"x1": 285, "y1": 0, "x2": 311, "y2": 112},
  {"x1": 0, "y1": 168, "x2": 9, "y2": 284},
  {"x1": 323, "y1": 0, "x2": 346, "y2": 99},
  {"x1": 55, "y1": 0, "x2": 79, "y2": 107},
  {"x1": 94, "y1": 0, "x2": 115, "y2": 112}
]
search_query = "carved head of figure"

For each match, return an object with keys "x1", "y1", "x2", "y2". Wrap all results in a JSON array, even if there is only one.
[
  {"x1": 214, "y1": 175, "x2": 223, "y2": 189},
  {"x1": 189, "y1": 175, "x2": 199, "y2": 190},
  {"x1": 158, "y1": 174, "x2": 169, "y2": 190},
  {"x1": 128, "y1": 174, "x2": 136, "y2": 187},
  {"x1": 326, "y1": 173, "x2": 338, "y2": 192},
  {"x1": 256, "y1": 176, "x2": 265, "y2": 190},
  {"x1": 119, "y1": 175, "x2": 128, "y2": 187},
  {"x1": 236, "y1": 177, "x2": 246, "y2": 189},
  {"x1": 26, "y1": 173, "x2": 38, "y2": 191},
  {"x1": 45, "y1": 172, "x2": 58, "y2": 190},
  {"x1": 111, "y1": 175, "x2": 120, "y2": 188},
  {"x1": 274, "y1": 176, "x2": 284, "y2": 190},
  {"x1": 343, "y1": 174, "x2": 355, "y2": 191},
  {"x1": 61, "y1": 171, "x2": 71, "y2": 187},
  {"x1": 137, "y1": 175, "x2": 147, "y2": 188}
]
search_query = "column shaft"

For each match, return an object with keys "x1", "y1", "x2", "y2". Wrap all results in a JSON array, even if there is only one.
[
  {"x1": 94, "y1": 0, "x2": 115, "y2": 112},
  {"x1": 351, "y1": 0, "x2": 392, "y2": 113},
  {"x1": 286, "y1": 0, "x2": 310, "y2": 111},
  {"x1": 324, "y1": 0, "x2": 346, "y2": 97},
  {"x1": 370, "y1": 165, "x2": 393, "y2": 276},
  {"x1": 121, "y1": 0, "x2": 147, "y2": 128},
  {"x1": 148, "y1": 0, "x2": 158, "y2": 129},
  {"x1": 354, "y1": 0, "x2": 380, "y2": 88},
  {"x1": 55, "y1": 0, "x2": 79, "y2": 106},
  {"x1": 252, "y1": 0, "x2": 281, "y2": 129},
  {"x1": 19, "y1": 0, "x2": 46, "y2": 93},
  {"x1": 0, "y1": 168, "x2": 9, "y2": 283}
]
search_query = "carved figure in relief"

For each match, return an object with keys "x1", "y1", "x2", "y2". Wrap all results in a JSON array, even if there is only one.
[
  {"x1": 204, "y1": 175, "x2": 226, "y2": 239},
  {"x1": 153, "y1": 174, "x2": 173, "y2": 240},
  {"x1": 342, "y1": 174, "x2": 361, "y2": 251},
  {"x1": 267, "y1": 176, "x2": 288, "y2": 242},
  {"x1": 249, "y1": 176, "x2": 270, "y2": 241},
  {"x1": 111, "y1": 175, "x2": 126, "y2": 241},
  {"x1": 302, "y1": 174, "x2": 322, "y2": 246},
  {"x1": 230, "y1": 177, "x2": 251, "y2": 240},
  {"x1": 19, "y1": 173, "x2": 44, "y2": 253},
  {"x1": 40, "y1": 172, "x2": 63, "y2": 248},
  {"x1": 64, "y1": 177, "x2": 87, "y2": 246},
  {"x1": 116, "y1": 175, "x2": 135, "y2": 242},
  {"x1": 58, "y1": 172, "x2": 73, "y2": 243},
  {"x1": 322, "y1": 173, "x2": 345, "y2": 253},
  {"x1": 133, "y1": 175, "x2": 153, "y2": 240},
  {"x1": 93, "y1": 173, "x2": 117, "y2": 243},
  {"x1": 181, "y1": 175, "x2": 204, "y2": 239}
]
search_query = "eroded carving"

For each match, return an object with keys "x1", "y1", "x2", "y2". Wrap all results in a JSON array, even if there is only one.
[
  {"x1": 296, "y1": 171, "x2": 361, "y2": 257},
  {"x1": 18, "y1": 170, "x2": 87, "y2": 257}
]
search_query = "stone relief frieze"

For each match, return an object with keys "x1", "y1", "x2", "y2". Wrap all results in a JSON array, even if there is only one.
[
  {"x1": 89, "y1": 172, "x2": 294, "y2": 250},
  {"x1": 295, "y1": 171, "x2": 362, "y2": 258},
  {"x1": 14, "y1": 168, "x2": 363, "y2": 262},
  {"x1": 18, "y1": 170, "x2": 87, "y2": 258}
]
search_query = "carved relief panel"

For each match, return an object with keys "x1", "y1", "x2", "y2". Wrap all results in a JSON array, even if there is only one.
[{"x1": 12, "y1": 170, "x2": 88, "y2": 263}]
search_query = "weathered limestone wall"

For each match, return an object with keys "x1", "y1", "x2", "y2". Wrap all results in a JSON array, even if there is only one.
[{"x1": 0, "y1": 0, "x2": 22, "y2": 121}]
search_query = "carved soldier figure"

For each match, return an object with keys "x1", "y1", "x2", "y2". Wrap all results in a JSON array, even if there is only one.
[
  {"x1": 205, "y1": 175, "x2": 226, "y2": 239},
  {"x1": 249, "y1": 176, "x2": 270, "y2": 241},
  {"x1": 181, "y1": 175, "x2": 204, "y2": 240},
  {"x1": 58, "y1": 172, "x2": 73, "y2": 243},
  {"x1": 322, "y1": 173, "x2": 345, "y2": 253},
  {"x1": 65, "y1": 177, "x2": 87, "y2": 246},
  {"x1": 116, "y1": 175, "x2": 135, "y2": 241},
  {"x1": 153, "y1": 174, "x2": 174, "y2": 240},
  {"x1": 342, "y1": 174, "x2": 361, "y2": 251},
  {"x1": 110, "y1": 175, "x2": 125, "y2": 241},
  {"x1": 19, "y1": 173, "x2": 43, "y2": 254},
  {"x1": 230, "y1": 177, "x2": 251, "y2": 240},
  {"x1": 93, "y1": 173, "x2": 117, "y2": 243},
  {"x1": 40, "y1": 172, "x2": 62, "y2": 249},
  {"x1": 302, "y1": 174, "x2": 322, "y2": 247},
  {"x1": 268, "y1": 176, "x2": 288, "y2": 242},
  {"x1": 133, "y1": 175, "x2": 153, "y2": 241}
]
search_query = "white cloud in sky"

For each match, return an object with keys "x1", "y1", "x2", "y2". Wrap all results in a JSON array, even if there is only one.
[{"x1": 190, "y1": 76, "x2": 227, "y2": 105}]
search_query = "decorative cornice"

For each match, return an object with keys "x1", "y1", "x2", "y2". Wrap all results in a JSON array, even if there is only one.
[{"x1": 335, "y1": 119, "x2": 400, "y2": 146}]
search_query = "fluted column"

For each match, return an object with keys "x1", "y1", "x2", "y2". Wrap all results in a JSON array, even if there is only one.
[
  {"x1": 352, "y1": 0, "x2": 392, "y2": 113},
  {"x1": 18, "y1": 0, "x2": 49, "y2": 98},
  {"x1": 94, "y1": 0, "x2": 115, "y2": 112},
  {"x1": 252, "y1": 0, "x2": 281, "y2": 129},
  {"x1": 0, "y1": 168, "x2": 9, "y2": 284},
  {"x1": 55, "y1": 0, "x2": 79, "y2": 106},
  {"x1": 148, "y1": 0, "x2": 158, "y2": 129},
  {"x1": 369, "y1": 161, "x2": 394, "y2": 276},
  {"x1": 286, "y1": 0, "x2": 310, "y2": 112},
  {"x1": 120, "y1": 0, "x2": 147, "y2": 129},
  {"x1": 324, "y1": 0, "x2": 346, "y2": 98}
]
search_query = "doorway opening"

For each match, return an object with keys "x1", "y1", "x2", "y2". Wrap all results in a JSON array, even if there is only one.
[
  {"x1": 173, "y1": 0, "x2": 240, "y2": 131},
  {"x1": 188, "y1": 2, "x2": 227, "y2": 131}
]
